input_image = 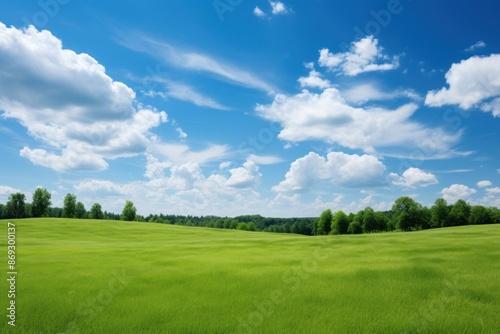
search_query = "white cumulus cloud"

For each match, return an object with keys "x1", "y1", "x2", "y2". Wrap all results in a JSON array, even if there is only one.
[
  {"x1": 298, "y1": 63, "x2": 331, "y2": 89},
  {"x1": 389, "y1": 168, "x2": 438, "y2": 188},
  {"x1": 273, "y1": 151, "x2": 387, "y2": 193},
  {"x1": 226, "y1": 160, "x2": 262, "y2": 188},
  {"x1": 75, "y1": 180, "x2": 126, "y2": 195},
  {"x1": 256, "y1": 88, "x2": 460, "y2": 156},
  {"x1": 441, "y1": 184, "x2": 477, "y2": 203},
  {"x1": 481, "y1": 187, "x2": 500, "y2": 207},
  {"x1": 270, "y1": 1, "x2": 289, "y2": 15},
  {"x1": 253, "y1": 6, "x2": 266, "y2": 17},
  {"x1": 75, "y1": 160, "x2": 264, "y2": 216},
  {"x1": 477, "y1": 180, "x2": 492, "y2": 188},
  {"x1": 425, "y1": 54, "x2": 500, "y2": 117},
  {"x1": 0, "y1": 23, "x2": 168, "y2": 172},
  {"x1": 486, "y1": 187, "x2": 500, "y2": 195},
  {"x1": 318, "y1": 36, "x2": 399, "y2": 76},
  {"x1": 0, "y1": 185, "x2": 20, "y2": 195}
]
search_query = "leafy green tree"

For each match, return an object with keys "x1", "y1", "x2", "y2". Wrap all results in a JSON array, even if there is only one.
[
  {"x1": 430, "y1": 198, "x2": 450, "y2": 227},
  {"x1": 6, "y1": 192, "x2": 26, "y2": 218},
  {"x1": 375, "y1": 212, "x2": 388, "y2": 231},
  {"x1": 121, "y1": 200, "x2": 137, "y2": 221},
  {"x1": 48, "y1": 207, "x2": 62, "y2": 218},
  {"x1": 31, "y1": 187, "x2": 52, "y2": 217},
  {"x1": 317, "y1": 209, "x2": 333, "y2": 235},
  {"x1": 75, "y1": 202, "x2": 86, "y2": 219},
  {"x1": 347, "y1": 219, "x2": 362, "y2": 234},
  {"x1": 229, "y1": 220, "x2": 239, "y2": 229},
  {"x1": 390, "y1": 196, "x2": 424, "y2": 231},
  {"x1": 362, "y1": 207, "x2": 378, "y2": 233},
  {"x1": 63, "y1": 193, "x2": 77, "y2": 218},
  {"x1": 396, "y1": 211, "x2": 412, "y2": 231},
  {"x1": 24, "y1": 203, "x2": 32, "y2": 218},
  {"x1": 488, "y1": 207, "x2": 500, "y2": 224},
  {"x1": 469, "y1": 205, "x2": 492, "y2": 225},
  {"x1": 449, "y1": 199, "x2": 471, "y2": 226},
  {"x1": 387, "y1": 218, "x2": 397, "y2": 231},
  {"x1": 420, "y1": 207, "x2": 432, "y2": 230},
  {"x1": 90, "y1": 203, "x2": 104, "y2": 219},
  {"x1": 331, "y1": 210, "x2": 350, "y2": 235},
  {"x1": 237, "y1": 222, "x2": 249, "y2": 231}
]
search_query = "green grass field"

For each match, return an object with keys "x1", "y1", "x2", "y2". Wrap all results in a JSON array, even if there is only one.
[{"x1": 1, "y1": 219, "x2": 499, "y2": 333}]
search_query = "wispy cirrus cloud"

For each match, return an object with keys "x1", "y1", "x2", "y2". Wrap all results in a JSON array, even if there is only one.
[
  {"x1": 342, "y1": 83, "x2": 421, "y2": 105},
  {"x1": 117, "y1": 32, "x2": 276, "y2": 93},
  {"x1": 145, "y1": 78, "x2": 230, "y2": 110},
  {"x1": 247, "y1": 154, "x2": 284, "y2": 165},
  {"x1": 465, "y1": 41, "x2": 486, "y2": 52}
]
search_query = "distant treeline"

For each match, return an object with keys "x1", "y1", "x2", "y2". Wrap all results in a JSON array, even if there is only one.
[{"x1": 1, "y1": 187, "x2": 499, "y2": 236}]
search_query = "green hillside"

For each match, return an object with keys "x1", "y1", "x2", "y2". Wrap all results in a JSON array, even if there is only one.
[{"x1": 1, "y1": 219, "x2": 499, "y2": 333}]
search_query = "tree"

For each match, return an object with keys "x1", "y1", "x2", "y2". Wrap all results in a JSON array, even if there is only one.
[
  {"x1": 469, "y1": 205, "x2": 492, "y2": 225},
  {"x1": 362, "y1": 207, "x2": 378, "y2": 233},
  {"x1": 63, "y1": 193, "x2": 77, "y2": 218},
  {"x1": 215, "y1": 219, "x2": 224, "y2": 229},
  {"x1": 420, "y1": 207, "x2": 432, "y2": 230},
  {"x1": 229, "y1": 220, "x2": 239, "y2": 229},
  {"x1": 449, "y1": 199, "x2": 471, "y2": 226},
  {"x1": 237, "y1": 222, "x2": 249, "y2": 231},
  {"x1": 488, "y1": 207, "x2": 500, "y2": 225},
  {"x1": 31, "y1": 187, "x2": 52, "y2": 217},
  {"x1": 6, "y1": 192, "x2": 26, "y2": 218},
  {"x1": 430, "y1": 198, "x2": 450, "y2": 227},
  {"x1": 387, "y1": 218, "x2": 397, "y2": 231},
  {"x1": 375, "y1": 212, "x2": 388, "y2": 231},
  {"x1": 75, "y1": 202, "x2": 86, "y2": 219},
  {"x1": 331, "y1": 210, "x2": 350, "y2": 235},
  {"x1": 90, "y1": 203, "x2": 104, "y2": 219},
  {"x1": 390, "y1": 196, "x2": 424, "y2": 231},
  {"x1": 347, "y1": 219, "x2": 362, "y2": 234},
  {"x1": 24, "y1": 203, "x2": 32, "y2": 218},
  {"x1": 48, "y1": 207, "x2": 62, "y2": 218},
  {"x1": 396, "y1": 211, "x2": 412, "y2": 232},
  {"x1": 121, "y1": 200, "x2": 137, "y2": 221},
  {"x1": 317, "y1": 209, "x2": 333, "y2": 235}
]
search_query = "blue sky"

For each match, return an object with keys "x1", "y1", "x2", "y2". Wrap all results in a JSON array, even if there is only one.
[{"x1": 0, "y1": 0, "x2": 499, "y2": 217}]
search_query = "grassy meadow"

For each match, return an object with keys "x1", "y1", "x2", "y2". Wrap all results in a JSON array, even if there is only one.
[{"x1": 1, "y1": 218, "x2": 499, "y2": 333}]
